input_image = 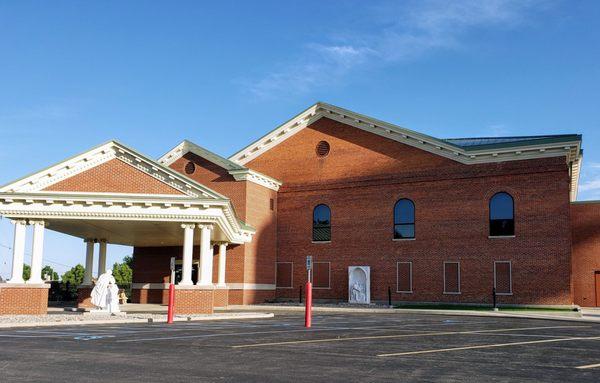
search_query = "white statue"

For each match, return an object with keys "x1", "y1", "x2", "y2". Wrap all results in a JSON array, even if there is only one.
[{"x1": 90, "y1": 270, "x2": 120, "y2": 313}]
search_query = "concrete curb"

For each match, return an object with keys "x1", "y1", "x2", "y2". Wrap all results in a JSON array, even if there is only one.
[
  {"x1": 0, "y1": 312, "x2": 274, "y2": 329},
  {"x1": 225, "y1": 305, "x2": 600, "y2": 324}
]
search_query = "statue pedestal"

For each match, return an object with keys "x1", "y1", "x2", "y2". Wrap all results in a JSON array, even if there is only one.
[
  {"x1": 77, "y1": 286, "x2": 94, "y2": 308},
  {"x1": 0, "y1": 283, "x2": 50, "y2": 315}
]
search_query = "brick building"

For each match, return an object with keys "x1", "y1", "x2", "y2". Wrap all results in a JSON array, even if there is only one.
[{"x1": 0, "y1": 102, "x2": 599, "y2": 314}]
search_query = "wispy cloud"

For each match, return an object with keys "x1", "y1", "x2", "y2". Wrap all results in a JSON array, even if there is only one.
[
  {"x1": 244, "y1": 0, "x2": 551, "y2": 99},
  {"x1": 578, "y1": 162, "x2": 600, "y2": 200}
]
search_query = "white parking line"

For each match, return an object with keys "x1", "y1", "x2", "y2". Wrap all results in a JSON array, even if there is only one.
[
  {"x1": 576, "y1": 363, "x2": 600, "y2": 369},
  {"x1": 377, "y1": 336, "x2": 600, "y2": 357},
  {"x1": 231, "y1": 325, "x2": 590, "y2": 349}
]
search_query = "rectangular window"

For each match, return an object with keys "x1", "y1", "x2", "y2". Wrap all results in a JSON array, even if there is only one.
[
  {"x1": 276, "y1": 262, "x2": 293, "y2": 288},
  {"x1": 443, "y1": 262, "x2": 460, "y2": 294},
  {"x1": 396, "y1": 262, "x2": 413, "y2": 293},
  {"x1": 494, "y1": 261, "x2": 512, "y2": 295},
  {"x1": 313, "y1": 262, "x2": 331, "y2": 289}
]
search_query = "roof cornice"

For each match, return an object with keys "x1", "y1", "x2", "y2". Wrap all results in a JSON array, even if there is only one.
[{"x1": 228, "y1": 102, "x2": 583, "y2": 201}]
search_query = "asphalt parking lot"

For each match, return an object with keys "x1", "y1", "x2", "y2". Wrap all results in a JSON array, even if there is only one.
[{"x1": 1, "y1": 312, "x2": 600, "y2": 382}]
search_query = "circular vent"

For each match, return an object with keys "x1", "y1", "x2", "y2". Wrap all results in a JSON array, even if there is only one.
[
  {"x1": 316, "y1": 141, "x2": 330, "y2": 157},
  {"x1": 184, "y1": 161, "x2": 196, "y2": 175}
]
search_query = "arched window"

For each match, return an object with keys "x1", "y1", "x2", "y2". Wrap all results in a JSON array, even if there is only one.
[
  {"x1": 394, "y1": 199, "x2": 415, "y2": 239},
  {"x1": 313, "y1": 204, "x2": 331, "y2": 242},
  {"x1": 489, "y1": 192, "x2": 514, "y2": 237}
]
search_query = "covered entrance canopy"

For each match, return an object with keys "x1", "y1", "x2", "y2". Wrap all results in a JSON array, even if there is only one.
[{"x1": 0, "y1": 141, "x2": 254, "y2": 314}]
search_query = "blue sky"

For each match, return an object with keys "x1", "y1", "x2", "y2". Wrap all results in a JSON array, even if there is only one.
[{"x1": 0, "y1": 0, "x2": 599, "y2": 279}]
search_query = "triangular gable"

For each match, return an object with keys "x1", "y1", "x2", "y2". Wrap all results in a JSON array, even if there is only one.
[
  {"x1": 159, "y1": 140, "x2": 282, "y2": 191},
  {"x1": 0, "y1": 140, "x2": 228, "y2": 200},
  {"x1": 227, "y1": 102, "x2": 582, "y2": 200},
  {"x1": 44, "y1": 158, "x2": 184, "y2": 195}
]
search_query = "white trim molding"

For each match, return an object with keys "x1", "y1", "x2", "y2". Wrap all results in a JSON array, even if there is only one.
[
  {"x1": 396, "y1": 261, "x2": 413, "y2": 293},
  {"x1": 158, "y1": 140, "x2": 282, "y2": 191},
  {"x1": 443, "y1": 261, "x2": 461, "y2": 295},
  {"x1": 226, "y1": 283, "x2": 276, "y2": 290},
  {"x1": 494, "y1": 261, "x2": 513, "y2": 296},
  {"x1": 228, "y1": 102, "x2": 582, "y2": 200},
  {"x1": 275, "y1": 261, "x2": 293, "y2": 289}
]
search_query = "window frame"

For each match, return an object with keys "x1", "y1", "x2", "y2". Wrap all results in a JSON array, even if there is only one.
[
  {"x1": 312, "y1": 261, "x2": 331, "y2": 290},
  {"x1": 489, "y1": 192, "x2": 515, "y2": 238},
  {"x1": 312, "y1": 204, "x2": 332, "y2": 243},
  {"x1": 275, "y1": 261, "x2": 294, "y2": 289},
  {"x1": 396, "y1": 261, "x2": 413, "y2": 293},
  {"x1": 493, "y1": 261, "x2": 513, "y2": 295},
  {"x1": 443, "y1": 261, "x2": 461, "y2": 295},
  {"x1": 393, "y1": 198, "x2": 416, "y2": 240}
]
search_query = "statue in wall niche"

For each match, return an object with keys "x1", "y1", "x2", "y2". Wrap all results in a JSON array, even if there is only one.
[
  {"x1": 350, "y1": 281, "x2": 366, "y2": 303},
  {"x1": 348, "y1": 266, "x2": 370, "y2": 304},
  {"x1": 90, "y1": 270, "x2": 120, "y2": 313}
]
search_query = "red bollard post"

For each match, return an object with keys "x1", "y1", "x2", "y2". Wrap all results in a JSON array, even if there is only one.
[
  {"x1": 305, "y1": 281, "x2": 312, "y2": 328},
  {"x1": 167, "y1": 283, "x2": 175, "y2": 324}
]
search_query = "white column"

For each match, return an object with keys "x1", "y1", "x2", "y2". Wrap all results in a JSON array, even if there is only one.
[
  {"x1": 197, "y1": 224, "x2": 214, "y2": 286},
  {"x1": 98, "y1": 239, "x2": 107, "y2": 276},
  {"x1": 217, "y1": 242, "x2": 228, "y2": 287},
  {"x1": 82, "y1": 239, "x2": 95, "y2": 285},
  {"x1": 8, "y1": 220, "x2": 27, "y2": 284},
  {"x1": 179, "y1": 224, "x2": 195, "y2": 286},
  {"x1": 28, "y1": 220, "x2": 45, "y2": 284}
]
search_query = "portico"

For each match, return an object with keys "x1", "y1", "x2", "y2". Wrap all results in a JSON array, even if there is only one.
[{"x1": 0, "y1": 141, "x2": 254, "y2": 315}]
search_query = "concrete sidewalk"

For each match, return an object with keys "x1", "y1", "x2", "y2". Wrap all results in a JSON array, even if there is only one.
[
  {"x1": 0, "y1": 311, "x2": 274, "y2": 329},
  {"x1": 223, "y1": 304, "x2": 600, "y2": 324}
]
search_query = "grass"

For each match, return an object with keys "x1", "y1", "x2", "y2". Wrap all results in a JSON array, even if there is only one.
[{"x1": 393, "y1": 304, "x2": 577, "y2": 313}]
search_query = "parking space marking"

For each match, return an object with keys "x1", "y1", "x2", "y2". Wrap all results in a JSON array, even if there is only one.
[
  {"x1": 576, "y1": 363, "x2": 600, "y2": 369},
  {"x1": 231, "y1": 325, "x2": 591, "y2": 348},
  {"x1": 377, "y1": 336, "x2": 600, "y2": 357}
]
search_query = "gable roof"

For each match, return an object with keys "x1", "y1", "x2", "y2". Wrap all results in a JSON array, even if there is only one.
[
  {"x1": 0, "y1": 140, "x2": 229, "y2": 200},
  {"x1": 158, "y1": 140, "x2": 282, "y2": 191},
  {"x1": 228, "y1": 102, "x2": 583, "y2": 200}
]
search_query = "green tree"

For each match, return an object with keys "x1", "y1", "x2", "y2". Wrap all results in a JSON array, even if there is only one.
[
  {"x1": 112, "y1": 257, "x2": 132, "y2": 286},
  {"x1": 41, "y1": 265, "x2": 59, "y2": 281},
  {"x1": 22, "y1": 264, "x2": 30, "y2": 281},
  {"x1": 62, "y1": 264, "x2": 85, "y2": 285},
  {"x1": 61, "y1": 264, "x2": 85, "y2": 300}
]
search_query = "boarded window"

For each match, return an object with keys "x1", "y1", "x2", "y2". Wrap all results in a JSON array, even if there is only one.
[
  {"x1": 397, "y1": 262, "x2": 412, "y2": 292},
  {"x1": 276, "y1": 262, "x2": 293, "y2": 288},
  {"x1": 313, "y1": 262, "x2": 331, "y2": 289},
  {"x1": 444, "y1": 262, "x2": 460, "y2": 294},
  {"x1": 494, "y1": 261, "x2": 512, "y2": 294}
]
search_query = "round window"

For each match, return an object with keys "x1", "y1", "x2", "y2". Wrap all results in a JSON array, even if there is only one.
[
  {"x1": 184, "y1": 161, "x2": 196, "y2": 175},
  {"x1": 316, "y1": 141, "x2": 330, "y2": 157}
]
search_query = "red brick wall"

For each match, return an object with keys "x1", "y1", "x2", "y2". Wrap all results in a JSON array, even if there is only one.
[
  {"x1": 571, "y1": 202, "x2": 600, "y2": 307},
  {"x1": 77, "y1": 287, "x2": 94, "y2": 308},
  {"x1": 248, "y1": 118, "x2": 573, "y2": 306},
  {"x1": 132, "y1": 288, "x2": 169, "y2": 304},
  {"x1": 170, "y1": 153, "x2": 247, "y2": 219},
  {"x1": 45, "y1": 158, "x2": 184, "y2": 194},
  {"x1": 214, "y1": 288, "x2": 228, "y2": 307},
  {"x1": 174, "y1": 289, "x2": 214, "y2": 314},
  {"x1": 0, "y1": 287, "x2": 49, "y2": 315}
]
